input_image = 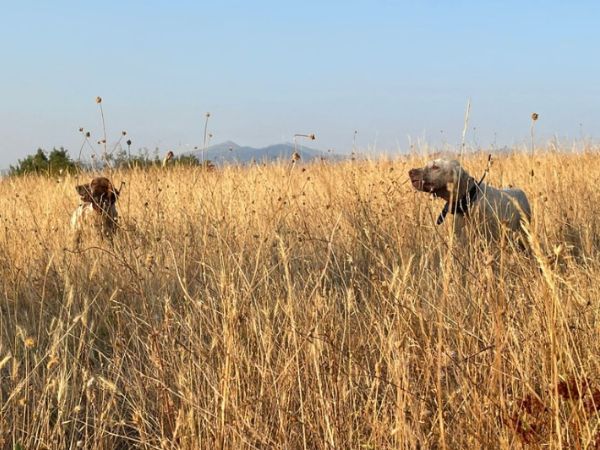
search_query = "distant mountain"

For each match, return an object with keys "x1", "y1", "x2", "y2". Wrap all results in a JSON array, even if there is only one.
[
  {"x1": 185, "y1": 141, "x2": 345, "y2": 165},
  {"x1": 197, "y1": 140, "x2": 241, "y2": 154}
]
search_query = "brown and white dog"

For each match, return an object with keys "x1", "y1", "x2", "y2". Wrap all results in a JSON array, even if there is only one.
[
  {"x1": 71, "y1": 177, "x2": 120, "y2": 240},
  {"x1": 408, "y1": 158, "x2": 531, "y2": 243}
]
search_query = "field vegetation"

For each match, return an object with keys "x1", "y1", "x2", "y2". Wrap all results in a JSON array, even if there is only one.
[{"x1": 0, "y1": 149, "x2": 599, "y2": 449}]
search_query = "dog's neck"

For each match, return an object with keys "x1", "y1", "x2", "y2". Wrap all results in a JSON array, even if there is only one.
[
  {"x1": 433, "y1": 176, "x2": 476, "y2": 202},
  {"x1": 436, "y1": 177, "x2": 480, "y2": 225}
]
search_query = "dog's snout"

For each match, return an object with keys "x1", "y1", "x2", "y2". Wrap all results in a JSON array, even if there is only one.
[{"x1": 408, "y1": 168, "x2": 419, "y2": 178}]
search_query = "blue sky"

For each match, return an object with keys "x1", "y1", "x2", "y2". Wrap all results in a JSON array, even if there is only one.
[{"x1": 1, "y1": 0, "x2": 599, "y2": 167}]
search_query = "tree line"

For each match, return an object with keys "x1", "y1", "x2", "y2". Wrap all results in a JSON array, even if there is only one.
[{"x1": 9, "y1": 147, "x2": 209, "y2": 176}]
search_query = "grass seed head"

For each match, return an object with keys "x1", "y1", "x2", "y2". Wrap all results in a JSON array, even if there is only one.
[{"x1": 24, "y1": 336, "x2": 36, "y2": 349}]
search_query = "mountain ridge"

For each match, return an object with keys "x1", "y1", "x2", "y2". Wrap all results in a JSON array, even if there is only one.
[{"x1": 185, "y1": 141, "x2": 345, "y2": 165}]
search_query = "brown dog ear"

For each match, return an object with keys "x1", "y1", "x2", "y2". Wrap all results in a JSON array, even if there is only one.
[
  {"x1": 114, "y1": 181, "x2": 124, "y2": 198},
  {"x1": 76, "y1": 184, "x2": 92, "y2": 202},
  {"x1": 112, "y1": 184, "x2": 120, "y2": 199}
]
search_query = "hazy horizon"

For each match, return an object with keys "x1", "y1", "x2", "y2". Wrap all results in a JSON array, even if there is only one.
[{"x1": 1, "y1": 0, "x2": 599, "y2": 168}]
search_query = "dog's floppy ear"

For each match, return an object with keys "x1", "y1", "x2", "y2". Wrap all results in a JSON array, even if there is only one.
[
  {"x1": 106, "y1": 183, "x2": 119, "y2": 203},
  {"x1": 112, "y1": 183, "x2": 121, "y2": 199},
  {"x1": 76, "y1": 184, "x2": 93, "y2": 202},
  {"x1": 109, "y1": 181, "x2": 124, "y2": 202}
]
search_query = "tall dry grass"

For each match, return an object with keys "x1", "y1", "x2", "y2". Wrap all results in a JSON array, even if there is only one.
[{"x1": 0, "y1": 150, "x2": 599, "y2": 449}]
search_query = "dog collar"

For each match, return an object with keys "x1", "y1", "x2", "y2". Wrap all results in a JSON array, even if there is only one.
[{"x1": 436, "y1": 182, "x2": 480, "y2": 225}]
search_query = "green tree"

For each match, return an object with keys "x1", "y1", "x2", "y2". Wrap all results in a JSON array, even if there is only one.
[
  {"x1": 10, "y1": 147, "x2": 78, "y2": 176},
  {"x1": 48, "y1": 148, "x2": 77, "y2": 173}
]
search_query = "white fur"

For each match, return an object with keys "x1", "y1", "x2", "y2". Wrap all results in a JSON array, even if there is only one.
[
  {"x1": 71, "y1": 202, "x2": 118, "y2": 237},
  {"x1": 451, "y1": 181, "x2": 531, "y2": 240}
]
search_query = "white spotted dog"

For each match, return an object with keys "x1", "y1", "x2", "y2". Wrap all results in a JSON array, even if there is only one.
[
  {"x1": 408, "y1": 158, "x2": 531, "y2": 245},
  {"x1": 71, "y1": 177, "x2": 120, "y2": 241}
]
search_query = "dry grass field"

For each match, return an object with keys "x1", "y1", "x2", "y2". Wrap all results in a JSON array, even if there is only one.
[{"x1": 0, "y1": 150, "x2": 599, "y2": 449}]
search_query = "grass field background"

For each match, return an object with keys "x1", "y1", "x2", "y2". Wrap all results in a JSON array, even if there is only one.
[{"x1": 0, "y1": 150, "x2": 599, "y2": 449}]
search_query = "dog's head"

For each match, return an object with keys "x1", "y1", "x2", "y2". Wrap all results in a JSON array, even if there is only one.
[
  {"x1": 76, "y1": 177, "x2": 119, "y2": 213},
  {"x1": 408, "y1": 159, "x2": 471, "y2": 200}
]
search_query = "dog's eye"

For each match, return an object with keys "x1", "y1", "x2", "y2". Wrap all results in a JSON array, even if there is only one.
[{"x1": 431, "y1": 165, "x2": 439, "y2": 170}]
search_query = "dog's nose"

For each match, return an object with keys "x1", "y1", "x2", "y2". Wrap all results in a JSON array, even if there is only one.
[{"x1": 408, "y1": 168, "x2": 417, "y2": 178}]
